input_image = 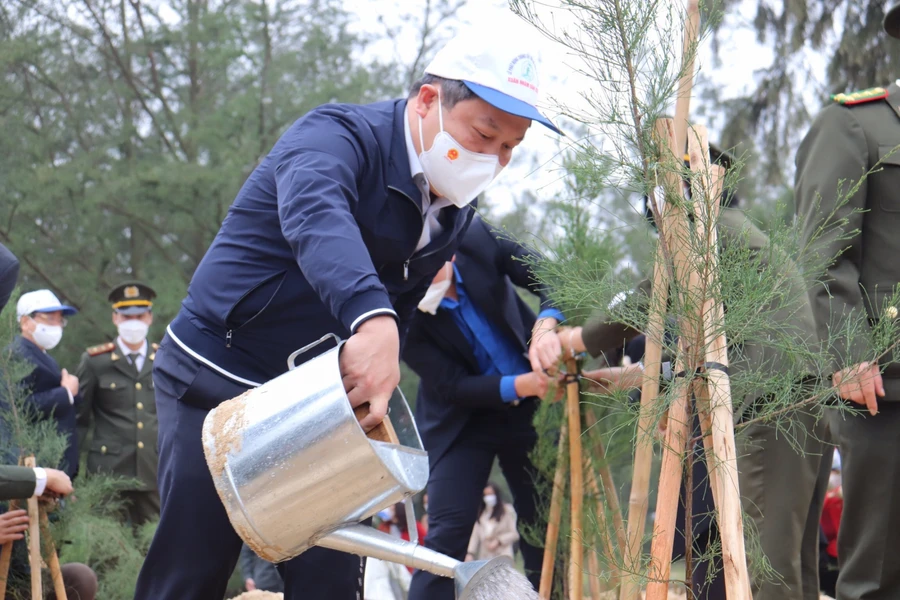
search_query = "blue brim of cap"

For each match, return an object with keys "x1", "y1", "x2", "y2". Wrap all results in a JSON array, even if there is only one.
[
  {"x1": 35, "y1": 305, "x2": 78, "y2": 316},
  {"x1": 462, "y1": 80, "x2": 563, "y2": 135}
]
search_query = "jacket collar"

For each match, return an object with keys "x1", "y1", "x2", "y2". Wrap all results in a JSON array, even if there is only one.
[{"x1": 387, "y1": 99, "x2": 426, "y2": 211}]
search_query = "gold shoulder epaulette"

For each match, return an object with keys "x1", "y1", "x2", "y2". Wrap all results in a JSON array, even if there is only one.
[
  {"x1": 831, "y1": 87, "x2": 888, "y2": 106},
  {"x1": 86, "y1": 342, "x2": 115, "y2": 357}
]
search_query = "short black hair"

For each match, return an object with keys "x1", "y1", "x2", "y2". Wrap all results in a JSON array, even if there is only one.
[{"x1": 408, "y1": 74, "x2": 477, "y2": 108}]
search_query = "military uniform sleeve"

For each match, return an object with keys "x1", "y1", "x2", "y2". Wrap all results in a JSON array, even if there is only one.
[
  {"x1": 0, "y1": 465, "x2": 37, "y2": 501},
  {"x1": 274, "y1": 109, "x2": 396, "y2": 335},
  {"x1": 75, "y1": 352, "x2": 96, "y2": 449},
  {"x1": 580, "y1": 279, "x2": 650, "y2": 358},
  {"x1": 795, "y1": 104, "x2": 871, "y2": 370}
]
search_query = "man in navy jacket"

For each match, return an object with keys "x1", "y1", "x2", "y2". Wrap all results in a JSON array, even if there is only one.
[
  {"x1": 403, "y1": 217, "x2": 562, "y2": 598},
  {"x1": 0, "y1": 243, "x2": 19, "y2": 315},
  {"x1": 10, "y1": 290, "x2": 81, "y2": 477},
  {"x1": 136, "y1": 25, "x2": 562, "y2": 600}
]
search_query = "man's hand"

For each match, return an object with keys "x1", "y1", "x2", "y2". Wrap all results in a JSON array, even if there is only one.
[
  {"x1": 557, "y1": 326, "x2": 586, "y2": 358},
  {"x1": 60, "y1": 369, "x2": 79, "y2": 396},
  {"x1": 529, "y1": 318, "x2": 561, "y2": 374},
  {"x1": 44, "y1": 468, "x2": 73, "y2": 498},
  {"x1": 340, "y1": 316, "x2": 400, "y2": 431},
  {"x1": 0, "y1": 510, "x2": 29, "y2": 544},
  {"x1": 833, "y1": 361, "x2": 884, "y2": 416},
  {"x1": 514, "y1": 372, "x2": 550, "y2": 399},
  {"x1": 245, "y1": 578, "x2": 256, "y2": 591}
]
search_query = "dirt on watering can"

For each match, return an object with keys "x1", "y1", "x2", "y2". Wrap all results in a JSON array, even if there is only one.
[
  {"x1": 227, "y1": 592, "x2": 283, "y2": 600},
  {"x1": 207, "y1": 392, "x2": 250, "y2": 477}
]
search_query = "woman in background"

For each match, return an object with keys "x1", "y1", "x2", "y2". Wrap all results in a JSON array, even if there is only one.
[{"x1": 466, "y1": 482, "x2": 518, "y2": 562}]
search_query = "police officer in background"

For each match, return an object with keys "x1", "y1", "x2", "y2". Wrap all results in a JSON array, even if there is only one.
[
  {"x1": 76, "y1": 282, "x2": 160, "y2": 526},
  {"x1": 794, "y1": 5, "x2": 900, "y2": 598},
  {"x1": 134, "y1": 23, "x2": 562, "y2": 600}
]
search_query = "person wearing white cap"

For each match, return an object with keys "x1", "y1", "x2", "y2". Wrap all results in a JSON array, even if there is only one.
[
  {"x1": 135, "y1": 21, "x2": 562, "y2": 600},
  {"x1": 10, "y1": 290, "x2": 80, "y2": 477}
]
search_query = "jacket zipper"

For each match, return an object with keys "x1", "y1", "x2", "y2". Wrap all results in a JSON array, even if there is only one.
[
  {"x1": 396, "y1": 189, "x2": 474, "y2": 281},
  {"x1": 393, "y1": 187, "x2": 425, "y2": 282}
]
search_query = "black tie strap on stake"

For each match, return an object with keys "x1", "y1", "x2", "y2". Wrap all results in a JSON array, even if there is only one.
[{"x1": 674, "y1": 361, "x2": 730, "y2": 380}]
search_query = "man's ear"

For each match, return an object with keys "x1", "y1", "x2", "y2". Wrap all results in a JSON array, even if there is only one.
[{"x1": 414, "y1": 84, "x2": 440, "y2": 118}]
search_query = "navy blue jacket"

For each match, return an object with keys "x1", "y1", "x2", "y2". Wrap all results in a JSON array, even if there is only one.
[
  {"x1": 0, "y1": 243, "x2": 19, "y2": 315},
  {"x1": 169, "y1": 99, "x2": 474, "y2": 385},
  {"x1": 10, "y1": 337, "x2": 81, "y2": 477},
  {"x1": 402, "y1": 217, "x2": 557, "y2": 467}
]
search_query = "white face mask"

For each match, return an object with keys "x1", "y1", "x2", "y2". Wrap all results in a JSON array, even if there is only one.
[
  {"x1": 483, "y1": 494, "x2": 497, "y2": 508},
  {"x1": 417, "y1": 264, "x2": 453, "y2": 315},
  {"x1": 118, "y1": 319, "x2": 149, "y2": 345},
  {"x1": 418, "y1": 92, "x2": 503, "y2": 208},
  {"x1": 32, "y1": 323, "x2": 63, "y2": 351}
]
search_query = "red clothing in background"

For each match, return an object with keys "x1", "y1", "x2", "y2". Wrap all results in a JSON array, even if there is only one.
[{"x1": 821, "y1": 487, "x2": 843, "y2": 559}]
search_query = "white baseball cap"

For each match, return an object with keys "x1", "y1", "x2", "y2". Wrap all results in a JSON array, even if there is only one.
[
  {"x1": 425, "y1": 24, "x2": 562, "y2": 134},
  {"x1": 16, "y1": 289, "x2": 78, "y2": 319}
]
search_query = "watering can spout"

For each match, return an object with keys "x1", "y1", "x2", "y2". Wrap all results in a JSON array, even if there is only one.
[{"x1": 316, "y1": 525, "x2": 514, "y2": 599}]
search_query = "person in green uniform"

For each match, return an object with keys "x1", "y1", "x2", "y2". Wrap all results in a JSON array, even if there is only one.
[
  {"x1": 0, "y1": 465, "x2": 72, "y2": 501},
  {"x1": 794, "y1": 6, "x2": 900, "y2": 599},
  {"x1": 560, "y1": 146, "x2": 831, "y2": 600},
  {"x1": 76, "y1": 282, "x2": 160, "y2": 527}
]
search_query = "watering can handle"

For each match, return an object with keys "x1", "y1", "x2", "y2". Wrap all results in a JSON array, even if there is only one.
[{"x1": 287, "y1": 333, "x2": 343, "y2": 371}]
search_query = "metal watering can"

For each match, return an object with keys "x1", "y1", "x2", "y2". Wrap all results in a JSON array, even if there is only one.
[{"x1": 201, "y1": 334, "x2": 512, "y2": 598}]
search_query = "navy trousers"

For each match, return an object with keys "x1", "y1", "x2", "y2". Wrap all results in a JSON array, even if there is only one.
[
  {"x1": 408, "y1": 404, "x2": 543, "y2": 600},
  {"x1": 134, "y1": 337, "x2": 365, "y2": 600}
]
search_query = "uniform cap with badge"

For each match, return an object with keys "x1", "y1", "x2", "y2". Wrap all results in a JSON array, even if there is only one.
[{"x1": 109, "y1": 282, "x2": 156, "y2": 316}]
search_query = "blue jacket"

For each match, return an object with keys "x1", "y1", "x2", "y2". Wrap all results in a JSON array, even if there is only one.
[
  {"x1": 169, "y1": 99, "x2": 474, "y2": 385},
  {"x1": 10, "y1": 337, "x2": 81, "y2": 477},
  {"x1": 0, "y1": 243, "x2": 19, "y2": 315},
  {"x1": 401, "y1": 217, "x2": 558, "y2": 467}
]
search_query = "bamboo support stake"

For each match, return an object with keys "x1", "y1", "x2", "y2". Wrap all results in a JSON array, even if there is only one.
[
  {"x1": 39, "y1": 508, "x2": 67, "y2": 600},
  {"x1": 619, "y1": 256, "x2": 667, "y2": 600},
  {"x1": 588, "y1": 549, "x2": 603, "y2": 600},
  {"x1": 539, "y1": 423, "x2": 568, "y2": 599},
  {"x1": 0, "y1": 499, "x2": 17, "y2": 598},
  {"x1": 644, "y1": 378, "x2": 692, "y2": 600},
  {"x1": 645, "y1": 118, "x2": 707, "y2": 600},
  {"x1": 566, "y1": 357, "x2": 585, "y2": 600},
  {"x1": 621, "y1": 4, "x2": 700, "y2": 593},
  {"x1": 687, "y1": 129, "x2": 752, "y2": 598},
  {"x1": 24, "y1": 457, "x2": 42, "y2": 600},
  {"x1": 673, "y1": 0, "x2": 701, "y2": 158}
]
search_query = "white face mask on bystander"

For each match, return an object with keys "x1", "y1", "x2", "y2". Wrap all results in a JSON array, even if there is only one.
[
  {"x1": 417, "y1": 264, "x2": 454, "y2": 315},
  {"x1": 118, "y1": 319, "x2": 149, "y2": 345},
  {"x1": 32, "y1": 323, "x2": 63, "y2": 350}
]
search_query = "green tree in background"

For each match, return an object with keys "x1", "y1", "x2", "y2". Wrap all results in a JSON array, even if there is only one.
[
  {"x1": 700, "y1": 1, "x2": 900, "y2": 190},
  {"x1": 0, "y1": 0, "x2": 463, "y2": 369}
]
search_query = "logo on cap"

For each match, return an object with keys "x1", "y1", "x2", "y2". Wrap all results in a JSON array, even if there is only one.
[
  {"x1": 446, "y1": 148, "x2": 459, "y2": 161},
  {"x1": 507, "y1": 54, "x2": 538, "y2": 93},
  {"x1": 124, "y1": 286, "x2": 140, "y2": 299}
]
